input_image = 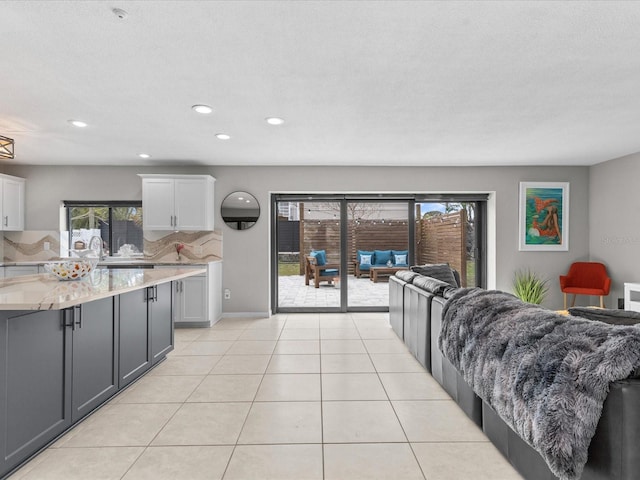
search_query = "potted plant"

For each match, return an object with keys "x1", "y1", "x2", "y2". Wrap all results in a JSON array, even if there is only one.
[{"x1": 513, "y1": 269, "x2": 549, "y2": 305}]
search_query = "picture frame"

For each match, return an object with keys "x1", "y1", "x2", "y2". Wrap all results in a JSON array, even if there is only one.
[{"x1": 518, "y1": 181, "x2": 569, "y2": 251}]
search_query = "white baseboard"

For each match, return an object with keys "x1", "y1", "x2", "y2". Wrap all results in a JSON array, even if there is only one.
[
  {"x1": 221, "y1": 311, "x2": 271, "y2": 319},
  {"x1": 175, "y1": 321, "x2": 211, "y2": 328}
]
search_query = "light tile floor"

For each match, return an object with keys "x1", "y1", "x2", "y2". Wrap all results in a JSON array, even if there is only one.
[{"x1": 9, "y1": 313, "x2": 523, "y2": 480}]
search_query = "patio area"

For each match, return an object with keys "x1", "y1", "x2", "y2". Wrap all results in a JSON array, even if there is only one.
[{"x1": 278, "y1": 274, "x2": 391, "y2": 308}]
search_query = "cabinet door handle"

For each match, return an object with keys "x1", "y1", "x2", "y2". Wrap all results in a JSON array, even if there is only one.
[
  {"x1": 63, "y1": 308, "x2": 74, "y2": 329},
  {"x1": 74, "y1": 305, "x2": 82, "y2": 329},
  {"x1": 3, "y1": 216, "x2": 7, "y2": 227},
  {"x1": 153, "y1": 285, "x2": 158, "y2": 302}
]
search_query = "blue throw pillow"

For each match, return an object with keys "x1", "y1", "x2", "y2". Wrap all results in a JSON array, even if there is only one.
[
  {"x1": 373, "y1": 249, "x2": 392, "y2": 265},
  {"x1": 394, "y1": 254, "x2": 407, "y2": 266},
  {"x1": 392, "y1": 250, "x2": 409, "y2": 266},
  {"x1": 357, "y1": 250, "x2": 375, "y2": 265},
  {"x1": 310, "y1": 250, "x2": 326, "y2": 266}
]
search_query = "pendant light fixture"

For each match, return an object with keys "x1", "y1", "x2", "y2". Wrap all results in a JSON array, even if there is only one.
[{"x1": 0, "y1": 135, "x2": 14, "y2": 159}]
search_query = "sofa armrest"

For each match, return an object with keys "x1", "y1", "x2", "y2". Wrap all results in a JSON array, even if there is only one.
[
  {"x1": 559, "y1": 275, "x2": 569, "y2": 289},
  {"x1": 319, "y1": 263, "x2": 340, "y2": 270}
]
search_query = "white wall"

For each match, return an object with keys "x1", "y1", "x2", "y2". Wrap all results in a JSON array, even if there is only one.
[
  {"x1": 589, "y1": 153, "x2": 640, "y2": 308},
  {"x1": 1, "y1": 164, "x2": 590, "y2": 312}
]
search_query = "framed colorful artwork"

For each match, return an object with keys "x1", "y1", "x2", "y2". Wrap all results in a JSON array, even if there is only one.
[{"x1": 518, "y1": 182, "x2": 569, "y2": 251}]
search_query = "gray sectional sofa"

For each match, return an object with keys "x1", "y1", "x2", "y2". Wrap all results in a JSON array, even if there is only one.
[{"x1": 389, "y1": 270, "x2": 640, "y2": 480}]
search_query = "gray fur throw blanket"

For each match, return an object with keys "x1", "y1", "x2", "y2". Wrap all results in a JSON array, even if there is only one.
[{"x1": 439, "y1": 288, "x2": 640, "y2": 480}]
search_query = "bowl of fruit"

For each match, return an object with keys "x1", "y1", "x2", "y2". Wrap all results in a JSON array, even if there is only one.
[{"x1": 44, "y1": 258, "x2": 98, "y2": 281}]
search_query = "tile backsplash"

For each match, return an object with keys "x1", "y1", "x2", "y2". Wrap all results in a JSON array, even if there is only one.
[
  {"x1": 143, "y1": 230, "x2": 222, "y2": 263},
  {"x1": 3, "y1": 230, "x2": 222, "y2": 264},
  {"x1": 3, "y1": 231, "x2": 61, "y2": 262}
]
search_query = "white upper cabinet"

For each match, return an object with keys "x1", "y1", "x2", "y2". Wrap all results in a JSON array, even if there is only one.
[
  {"x1": 139, "y1": 174, "x2": 215, "y2": 231},
  {"x1": 140, "y1": 177, "x2": 175, "y2": 230},
  {"x1": 0, "y1": 174, "x2": 25, "y2": 231}
]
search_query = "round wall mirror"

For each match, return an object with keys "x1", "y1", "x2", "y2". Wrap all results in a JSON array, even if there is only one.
[{"x1": 221, "y1": 191, "x2": 260, "y2": 230}]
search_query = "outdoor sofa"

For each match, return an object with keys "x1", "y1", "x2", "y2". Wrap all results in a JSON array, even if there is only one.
[{"x1": 353, "y1": 249, "x2": 408, "y2": 277}]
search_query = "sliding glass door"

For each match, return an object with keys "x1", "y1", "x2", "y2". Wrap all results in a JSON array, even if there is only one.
[
  {"x1": 272, "y1": 194, "x2": 486, "y2": 313},
  {"x1": 275, "y1": 199, "x2": 342, "y2": 310},
  {"x1": 414, "y1": 199, "x2": 484, "y2": 287},
  {"x1": 346, "y1": 201, "x2": 410, "y2": 308}
]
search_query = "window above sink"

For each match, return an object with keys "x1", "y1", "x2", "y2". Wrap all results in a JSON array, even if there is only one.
[{"x1": 64, "y1": 201, "x2": 143, "y2": 258}]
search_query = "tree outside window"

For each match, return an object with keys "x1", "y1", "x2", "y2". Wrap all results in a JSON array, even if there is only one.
[{"x1": 66, "y1": 203, "x2": 143, "y2": 257}]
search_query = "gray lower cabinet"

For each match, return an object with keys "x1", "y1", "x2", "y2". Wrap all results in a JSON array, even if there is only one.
[
  {"x1": 69, "y1": 298, "x2": 118, "y2": 422},
  {"x1": 119, "y1": 283, "x2": 173, "y2": 386},
  {"x1": 118, "y1": 288, "x2": 152, "y2": 388},
  {"x1": 0, "y1": 310, "x2": 71, "y2": 476},
  {"x1": 0, "y1": 284, "x2": 173, "y2": 478},
  {"x1": 151, "y1": 282, "x2": 173, "y2": 364},
  {"x1": 0, "y1": 297, "x2": 118, "y2": 475}
]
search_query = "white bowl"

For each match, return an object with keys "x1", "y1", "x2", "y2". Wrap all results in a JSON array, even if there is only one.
[{"x1": 44, "y1": 259, "x2": 98, "y2": 281}]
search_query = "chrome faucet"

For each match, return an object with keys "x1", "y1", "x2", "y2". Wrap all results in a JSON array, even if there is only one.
[{"x1": 88, "y1": 235, "x2": 106, "y2": 260}]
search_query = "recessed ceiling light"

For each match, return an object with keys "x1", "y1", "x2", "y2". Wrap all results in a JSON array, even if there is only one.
[
  {"x1": 192, "y1": 104, "x2": 213, "y2": 114},
  {"x1": 238, "y1": 196, "x2": 244, "y2": 201},
  {"x1": 138, "y1": 153, "x2": 151, "y2": 159},
  {"x1": 265, "y1": 117, "x2": 284, "y2": 125},
  {"x1": 215, "y1": 133, "x2": 231, "y2": 140},
  {"x1": 68, "y1": 120, "x2": 88, "y2": 128},
  {"x1": 112, "y1": 8, "x2": 128, "y2": 20},
  {"x1": 245, "y1": 200, "x2": 251, "y2": 203}
]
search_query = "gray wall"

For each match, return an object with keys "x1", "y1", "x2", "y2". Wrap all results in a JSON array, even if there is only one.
[
  {"x1": 1, "y1": 164, "x2": 590, "y2": 312},
  {"x1": 589, "y1": 154, "x2": 640, "y2": 308}
]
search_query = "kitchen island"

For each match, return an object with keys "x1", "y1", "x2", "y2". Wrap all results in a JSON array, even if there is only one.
[{"x1": 0, "y1": 267, "x2": 205, "y2": 479}]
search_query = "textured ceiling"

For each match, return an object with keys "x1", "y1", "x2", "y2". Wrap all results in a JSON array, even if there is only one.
[{"x1": 1, "y1": 1, "x2": 640, "y2": 167}]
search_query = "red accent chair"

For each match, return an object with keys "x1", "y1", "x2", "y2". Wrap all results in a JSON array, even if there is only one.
[{"x1": 559, "y1": 262, "x2": 611, "y2": 309}]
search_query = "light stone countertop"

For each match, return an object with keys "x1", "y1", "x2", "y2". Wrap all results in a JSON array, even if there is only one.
[
  {"x1": 0, "y1": 267, "x2": 206, "y2": 311},
  {"x1": 0, "y1": 259, "x2": 219, "y2": 267}
]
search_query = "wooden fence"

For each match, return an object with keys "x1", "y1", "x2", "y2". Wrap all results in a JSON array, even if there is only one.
[
  {"x1": 299, "y1": 219, "x2": 409, "y2": 275},
  {"x1": 296, "y1": 210, "x2": 467, "y2": 283},
  {"x1": 417, "y1": 210, "x2": 467, "y2": 286}
]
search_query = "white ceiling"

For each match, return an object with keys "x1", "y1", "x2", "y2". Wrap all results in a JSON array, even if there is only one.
[{"x1": 2, "y1": 0, "x2": 640, "y2": 167}]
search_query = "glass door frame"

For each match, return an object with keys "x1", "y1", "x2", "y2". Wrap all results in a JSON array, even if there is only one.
[
  {"x1": 271, "y1": 194, "x2": 417, "y2": 314},
  {"x1": 271, "y1": 193, "x2": 487, "y2": 314},
  {"x1": 345, "y1": 198, "x2": 414, "y2": 310},
  {"x1": 413, "y1": 194, "x2": 488, "y2": 290}
]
